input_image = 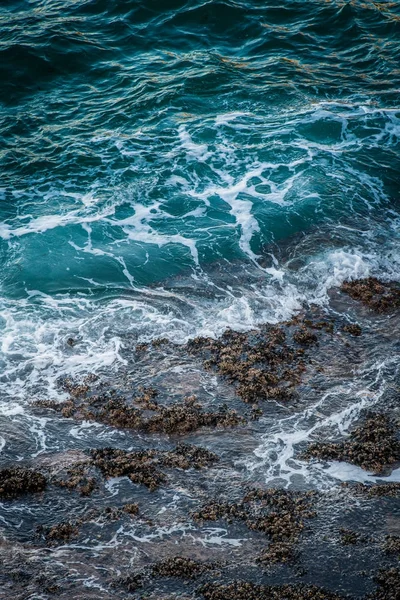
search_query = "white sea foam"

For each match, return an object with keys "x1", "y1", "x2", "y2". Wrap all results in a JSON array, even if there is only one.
[{"x1": 246, "y1": 355, "x2": 399, "y2": 489}]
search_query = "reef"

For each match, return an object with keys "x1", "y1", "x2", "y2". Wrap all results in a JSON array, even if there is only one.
[
  {"x1": 0, "y1": 467, "x2": 47, "y2": 500},
  {"x1": 114, "y1": 557, "x2": 215, "y2": 593},
  {"x1": 151, "y1": 557, "x2": 214, "y2": 579},
  {"x1": 343, "y1": 482, "x2": 400, "y2": 497},
  {"x1": 51, "y1": 461, "x2": 97, "y2": 496},
  {"x1": 384, "y1": 536, "x2": 400, "y2": 555},
  {"x1": 37, "y1": 520, "x2": 79, "y2": 545},
  {"x1": 302, "y1": 412, "x2": 400, "y2": 473},
  {"x1": 342, "y1": 323, "x2": 362, "y2": 336},
  {"x1": 198, "y1": 581, "x2": 344, "y2": 600},
  {"x1": 34, "y1": 388, "x2": 244, "y2": 434},
  {"x1": 341, "y1": 278, "x2": 400, "y2": 313},
  {"x1": 185, "y1": 318, "x2": 325, "y2": 403},
  {"x1": 370, "y1": 568, "x2": 400, "y2": 600},
  {"x1": 339, "y1": 528, "x2": 362, "y2": 545},
  {"x1": 193, "y1": 488, "x2": 316, "y2": 565},
  {"x1": 90, "y1": 443, "x2": 218, "y2": 492}
]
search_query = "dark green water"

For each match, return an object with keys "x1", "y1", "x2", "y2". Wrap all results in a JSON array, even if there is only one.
[{"x1": 1, "y1": 1, "x2": 400, "y2": 597}]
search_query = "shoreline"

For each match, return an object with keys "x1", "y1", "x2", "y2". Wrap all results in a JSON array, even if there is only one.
[{"x1": 1, "y1": 277, "x2": 400, "y2": 599}]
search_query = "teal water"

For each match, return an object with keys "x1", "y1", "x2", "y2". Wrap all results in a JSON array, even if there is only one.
[
  {"x1": 0, "y1": 0, "x2": 400, "y2": 406},
  {"x1": 1, "y1": 1, "x2": 400, "y2": 403},
  {"x1": 0, "y1": 0, "x2": 399, "y2": 402}
]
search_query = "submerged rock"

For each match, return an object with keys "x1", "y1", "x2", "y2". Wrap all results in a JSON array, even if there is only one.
[
  {"x1": 193, "y1": 488, "x2": 316, "y2": 566},
  {"x1": 90, "y1": 443, "x2": 218, "y2": 492},
  {"x1": 371, "y1": 568, "x2": 400, "y2": 600},
  {"x1": 339, "y1": 528, "x2": 362, "y2": 545},
  {"x1": 151, "y1": 556, "x2": 214, "y2": 579},
  {"x1": 302, "y1": 412, "x2": 400, "y2": 474},
  {"x1": 37, "y1": 520, "x2": 79, "y2": 545},
  {"x1": 343, "y1": 482, "x2": 400, "y2": 497},
  {"x1": 186, "y1": 319, "x2": 322, "y2": 403},
  {"x1": 198, "y1": 581, "x2": 344, "y2": 600},
  {"x1": 342, "y1": 323, "x2": 362, "y2": 336},
  {"x1": 341, "y1": 278, "x2": 400, "y2": 313},
  {"x1": 51, "y1": 461, "x2": 97, "y2": 496},
  {"x1": 0, "y1": 467, "x2": 47, "y2": 500},
  {"x1": 384, "y1": 536, "x2": 400, "y2": 556},
  {"x1": 34, "y1": 388, "x2": 244, "y2": 434}
]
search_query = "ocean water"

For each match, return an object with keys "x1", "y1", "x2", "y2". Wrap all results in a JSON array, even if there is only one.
[
  {"x1": 1, "y1": 0, "x2": 400, "y2": 393},
  {"x1": 1, "y1": 1, "x2": 400, "y2": 597}
]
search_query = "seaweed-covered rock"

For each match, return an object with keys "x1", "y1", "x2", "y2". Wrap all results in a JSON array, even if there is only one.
[
  {"x1": 257, "y1": 541, "x2": 296, "y2": 565},
  {"x1": 152, "y1": 557, "x2": 213, "y2": 579},
  {"x1": 198, "y1": 581, "x2": 344, "y2": 600},
  {"x1": 90, "y1": 447, "x2": 166, "y2": 491},
  {"x1": 292, "y1": 326, "x2": 318, "y2": 345},
  {"x1": 339, "y1": 528, "x2": 361, "y2": 545},
  {"x1": 193, "y1": 489, "x2": 316, "y2": 565},
  {"x1": 0, "y1": 467, "x2": 47, "y2": 500},
  {"x1": 113, "y1": 572, "x2": 144, "y2": 592},
  {"x1": 140, "y1": 396, "x2": 244, "y2": 434},
  {"x1": 342, "y1": 323, "x2": 362, "y2": 336},
  {"x1": 371, "y1": 568, "x2": 400, "y2": 600},
  {"x1": 343, "y1": 482, "x2": 400, "y2": 498},
  {"x1": 186, "y1": 320, "x2": 320, "y2": 403},
  {"x1": 52, "y1": 461, "x2": 97, "y2": 496},
  {"x1": 302, "y1": 413, "x2": 400, "y2": 474},
  {"x1": 384, "y1": 535, "x2": 400, "y2": 555},
  {"x1": 341, "y1": 278, "x2": 400, "y2": 313},
  {"x1": 161, "y1": 443, "x2": 218, "y2": 470},
  {"x1": 38, "y1": 520, "x2": 79, "y2": 545},
  {"x1": 123, "y1": 503, "x2": 139, "y2": 516},
  {"x1": 36, "y1": 389, "x2": 244, "y2": 434},
  {"x1": 90, "y1": 443, "x2": 218, "y2": 492}
]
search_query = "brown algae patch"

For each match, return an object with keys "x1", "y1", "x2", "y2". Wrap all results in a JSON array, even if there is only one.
[
  {"x1": 114, "y1": 557, "x2": 215, "y2": 593},
  {"x1": 342, "y1": 482, "x2": 400, "y2": 498},
  {"x1": 342, "y1": 323, "x2": 362, "y2": 336},
  {"x1": 371, "y1": 568, "x2": 400, "y2": 600},
  {"x1": 37, "y1": 520, "x2": 79, "y2": 545},
  {"x1": 193, "y1": 488, "x2": 316, "y2": 566},
  {"x1": 0, "y1": 467, "x2": 47, "y2": 500},
  {"x1": 384, "y1": 535, "x2": 400, "y2": 555},
  {"x1": 34, "y1": 389, "x2": 245, "y2": 434},
  {"x1": 36, "y1": 503, "x2": 140, "y2": 546},
  {"x1": 151, "y1": 556, "x2": 215, "y2": 579},
  {"x1": 185, "y1": 316, "x2": 332, "y2": 404},
  {"x1": 51, "y1": 461, "x2": 97, "y2": 496},
  {"x1": 90, "y1": 443, "x2": 218, "y2": 492},
  {"x1": 341, "y1": 278, "x2": 400, "y2": 313},
  {"x1": 302, "y1": 412, "x2": 400, "y2": 474},
  {"x1": 339, "y1": 528, "x2": 362, "y2": 545},
  {"x1": 198, "y1": 581, "x2": 344, "y2": 600}
]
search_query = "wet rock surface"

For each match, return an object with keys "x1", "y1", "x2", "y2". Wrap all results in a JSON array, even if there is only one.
[
  {"x1": 341, "y1": 278, "x2": 400, "y2": 313},
  {"x1": 184, "y1": 317, "x2": 325, "y2": 403},
  {"x1": 0, "y1": 467, "x2": 47, "y2": 500},
  {"x1": 192, "y1": 488, "x2": 316, "y2": 567},
  {"x1": 198, "y1": 581, "x2": 345, "y2": 600},
  {"x1": 1, "y1": 280, "x2": 400, "y2": 599},
  {"x1": 90, "y1": 443, "x2": 218, "y2": 491},
  {"x1": 302, "y1": 412, "x2": 400, "y2": 474},
  {"x1": 34, "y1": 389, "x2": 245, "y2": 434},
  {"x1": 344, "y1": 483, "x2": 400, "y2": 498},
  {"x1": 370, "y1": 569, "x2": 400, "y2": 600}
]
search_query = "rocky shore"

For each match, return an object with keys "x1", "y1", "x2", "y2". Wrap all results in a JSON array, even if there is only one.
[{"x1": 1, "y1": 278, "x2": 400, "y2": 599}]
